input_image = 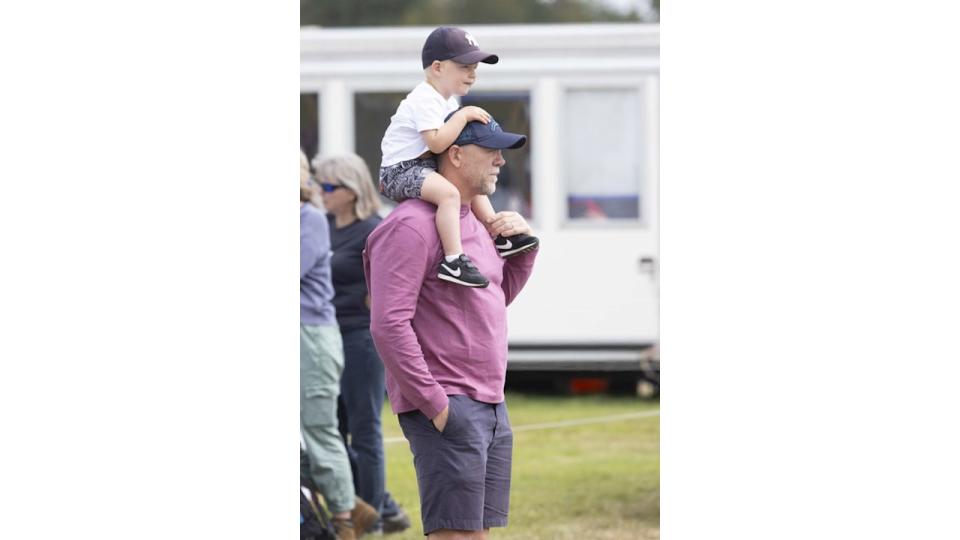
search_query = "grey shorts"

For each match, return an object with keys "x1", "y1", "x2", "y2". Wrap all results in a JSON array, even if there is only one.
[
  {"x1": 398, "y1": 395, "x2": 513, "y2": 534},
  {"x1": 379, "y1": 156, "x2": 438, "y2": 202}
]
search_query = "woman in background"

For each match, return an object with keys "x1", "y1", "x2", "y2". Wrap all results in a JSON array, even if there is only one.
[
  {"x1": 313, "y1": 153, "x2": 410, "y2": 535},
  {"x1": 301, "y1": 151, "x2": 378, "y2": 540}
]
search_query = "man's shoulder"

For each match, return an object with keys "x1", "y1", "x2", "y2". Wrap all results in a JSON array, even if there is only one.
[
  {"x1": 371, "y1": 201, "x2": 438, "y2": 243},
  {"x1": 381, "y1": 200, "x2": 437, "y2": 227}
]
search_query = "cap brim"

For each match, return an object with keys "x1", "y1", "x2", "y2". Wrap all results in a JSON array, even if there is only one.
[
  {"x1": 475, "y1": 131, "x2": 527, "y2": 150},
  {"x1": 450, "y1": 50, "x2": 499, "y2": 65}
]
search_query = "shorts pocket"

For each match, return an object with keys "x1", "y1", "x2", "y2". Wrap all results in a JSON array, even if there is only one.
[{"x1": 439, "y1": 395, "x2": 460, "y2": 436}]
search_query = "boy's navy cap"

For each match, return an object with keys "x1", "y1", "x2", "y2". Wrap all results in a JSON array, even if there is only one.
[
  {"x1": 422, "y1": 26, "x2": 499, "y2": 69},
  {"x1": 445, "y1": 110, "x2": 527, "y2": 150}
]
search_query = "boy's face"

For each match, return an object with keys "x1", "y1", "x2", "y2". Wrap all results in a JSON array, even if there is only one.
[{"x1": 435, "y1": 60, "x2": 479, "y2": 97}]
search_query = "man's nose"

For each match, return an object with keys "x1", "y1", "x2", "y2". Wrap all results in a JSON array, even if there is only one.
[{"x1": 494, "y1": 150, "x2": 505, "y2": 166}]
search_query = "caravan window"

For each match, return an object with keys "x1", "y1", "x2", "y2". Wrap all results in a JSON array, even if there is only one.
[{"x1": 562, "y1": 89, "x2": 643, "y2": 221}]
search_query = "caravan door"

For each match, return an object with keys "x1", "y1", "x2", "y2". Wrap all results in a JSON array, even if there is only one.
[{"x1": 505, "y1": 79, "x2": 659, "y2": 350}]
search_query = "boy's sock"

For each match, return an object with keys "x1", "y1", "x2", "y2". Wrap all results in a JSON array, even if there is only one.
[{"x1": 444, "y1": 253, "x2": 463, "y2": 263}]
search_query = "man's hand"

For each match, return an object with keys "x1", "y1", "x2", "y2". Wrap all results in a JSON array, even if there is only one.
[
  {"x1": 486, "y1": 211, "x2": 533, "y2": 238},
  {"x1": 432, "y1": 405, "x2": 450, "y2": 433},
  {"x1": 457, "y1": 106, "x2": 491, "y2": 124}
]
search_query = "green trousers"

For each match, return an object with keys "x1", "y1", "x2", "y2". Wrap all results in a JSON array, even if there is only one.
[{"x1": 300, "y1": 322, "x2": 355, "y2": 514}]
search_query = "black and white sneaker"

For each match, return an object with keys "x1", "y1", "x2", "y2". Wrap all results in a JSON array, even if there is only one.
[
  {"x1": 438, "y1": 254, "x2": 489, "y2": 288},
  {"x1": 494, "y1": 233, "x2": 540, "y2": 258}
]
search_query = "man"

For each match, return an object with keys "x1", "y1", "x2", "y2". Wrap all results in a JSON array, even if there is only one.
[{"x1": 363, "y1": 113, "x2": 539, "y2": 539}]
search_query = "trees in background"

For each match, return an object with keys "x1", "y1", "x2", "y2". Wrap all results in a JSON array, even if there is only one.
[{"x1": 301, "y1": 0, "x2": 657, "y2": 27}]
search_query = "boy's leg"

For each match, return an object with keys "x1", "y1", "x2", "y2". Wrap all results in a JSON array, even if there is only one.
[
  {"x1": 470, "y1": 195, "x2": 498, "y2": 236},
  {"x1": 421, "y1": 172, "x2": 489, "y2": 288},
  {"x1": 420, "y1": 172, "x2": 464, "y2": 257},
  {"x1": 479, "y1": 200, "x2": 541, "y2": 258}
]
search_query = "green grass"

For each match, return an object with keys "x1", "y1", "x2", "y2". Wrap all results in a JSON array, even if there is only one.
[{"x1": 381, "y1": 392, "x2": 660, "y2": 539}]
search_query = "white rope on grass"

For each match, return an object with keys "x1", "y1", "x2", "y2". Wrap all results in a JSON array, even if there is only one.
[{"x1": 383, "y1": 409, "x2": 659, "y2": 445}]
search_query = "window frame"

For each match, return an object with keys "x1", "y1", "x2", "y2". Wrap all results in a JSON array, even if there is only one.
[{"x1": 557, "y1": 78, "x2": 651, "y2": 230}]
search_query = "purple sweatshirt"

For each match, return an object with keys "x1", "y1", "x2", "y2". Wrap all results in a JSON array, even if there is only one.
[
  {"x1": 300, "y1": 203, "x2": 336, "y2": 326},
  {"x1": 363, "y1": 199, "x2": 538, "y2": 419}
]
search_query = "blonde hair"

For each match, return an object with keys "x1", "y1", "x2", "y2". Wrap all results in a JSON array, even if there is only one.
[{"x1": 311, "y1": 153, "x2": 381, "y2": 220}]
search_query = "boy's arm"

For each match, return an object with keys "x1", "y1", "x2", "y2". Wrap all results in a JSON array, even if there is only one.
[{"x1": 420, "y1": 106, "x2": 490, "y2": 154}]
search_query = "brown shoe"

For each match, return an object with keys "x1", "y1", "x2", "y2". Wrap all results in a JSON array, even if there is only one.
[
  {"x1": 332, "y1": 517, "x2": 357, "y2": 540},
  {"x1": 351, "y1": 497, "x2": 380, "y2": 538}
]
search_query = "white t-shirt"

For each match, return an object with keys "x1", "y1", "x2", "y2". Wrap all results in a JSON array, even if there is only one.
[{"x1": 380, "y1": 81, "x2": 459, "y2": 168}]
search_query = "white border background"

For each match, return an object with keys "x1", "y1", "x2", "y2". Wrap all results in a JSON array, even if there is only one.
[
  {"x1": 2, "y1": 1, "x2": 959, "y2": 538},
  {"x1": 662, "y1": 1, "x2": 960, "y2": 538}
]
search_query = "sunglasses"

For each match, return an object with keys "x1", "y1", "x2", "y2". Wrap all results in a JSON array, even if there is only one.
[{"x1": 318, "y1": 182, "x2": 346, "y2": 193}]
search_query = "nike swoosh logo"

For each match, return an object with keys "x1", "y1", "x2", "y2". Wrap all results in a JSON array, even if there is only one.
[
  {"x1": 496, "y1": 239, "x2": 513, "y2": 250},
  {"x1": 441, "y1": 264, "x2": 461, "y2": 277}
]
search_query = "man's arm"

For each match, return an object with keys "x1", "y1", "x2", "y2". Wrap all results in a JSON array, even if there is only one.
[
  {"x1": 487, "y1": 211, "x2": 539, "y2": 305},
  {"x1": 366, "y1": 222, "x2": 449, "y2": 419},
  {"x1": 501, "y1": 249, "x2": 538, "y2": 306}
]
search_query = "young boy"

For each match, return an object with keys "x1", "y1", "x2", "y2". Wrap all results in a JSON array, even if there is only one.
[{"x1": 379, "y1": 26, "x2": 539, "y2": 288}]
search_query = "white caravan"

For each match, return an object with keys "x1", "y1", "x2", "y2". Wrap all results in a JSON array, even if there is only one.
[{"x1": 301, "y1": 24, "x2": 659, "y2": 375}]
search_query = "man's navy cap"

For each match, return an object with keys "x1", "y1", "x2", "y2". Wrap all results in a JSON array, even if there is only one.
[
  {"x1": 445, "y1": 110, "x2": 527, "y2": 150},
  {"x1": 422, "y1": 26, "x2": 499, "y2": 69}
]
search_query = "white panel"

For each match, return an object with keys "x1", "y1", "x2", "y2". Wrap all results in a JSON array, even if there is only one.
[
  {"x1": 530, "y1": 77, "x2": 560, "y2": 234},
  {"x1": 319, "y1": 80, "x2": 353, "y2": 155}
]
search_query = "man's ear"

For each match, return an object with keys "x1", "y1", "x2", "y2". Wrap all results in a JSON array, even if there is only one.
[{"x1": 447, "y1": 144, "x2": 463, "y2": 167}]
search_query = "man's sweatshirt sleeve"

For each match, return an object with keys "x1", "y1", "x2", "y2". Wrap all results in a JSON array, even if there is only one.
[
  {"x1": 365, "y1": 222, "x2": 449, "y2": 419},
  {"x1": 500, "y1": 247, "x2": 538, "y2": 306}
]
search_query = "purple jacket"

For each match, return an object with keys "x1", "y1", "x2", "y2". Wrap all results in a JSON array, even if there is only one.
[
  {"x1": 300, "y1": 203, "x2": 336, "y2": 326},
  {"x1": 363, "y1": 199, "x2": 537, "y2": 419}
]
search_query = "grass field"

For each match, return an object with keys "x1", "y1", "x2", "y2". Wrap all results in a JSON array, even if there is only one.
[{"x1": 379, "y1": 392, "x2": 660, "y2": 539}]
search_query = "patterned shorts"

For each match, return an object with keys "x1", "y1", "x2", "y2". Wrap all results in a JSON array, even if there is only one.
[{"x1": 379, "y1": 156, "x2": 438, "y2": 202}]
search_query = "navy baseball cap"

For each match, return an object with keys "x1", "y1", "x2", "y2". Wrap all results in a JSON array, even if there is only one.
[
  {"x1": 422, "y1": 26, "x2": 499, "y2": 69},
  {"x1": 445, "y1": 110, "x2": 527, "y2": 150}
]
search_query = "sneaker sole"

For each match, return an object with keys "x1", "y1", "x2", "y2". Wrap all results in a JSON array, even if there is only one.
[
  {"x1": 438, "y1": 273, "x2": 489, "y2": 287},
  {"x1": 381, "y1": 515, "x2": 411, "y2": 534},
  {"x1": 497, "y1": 241, "x2": 539, "y2": 258}
]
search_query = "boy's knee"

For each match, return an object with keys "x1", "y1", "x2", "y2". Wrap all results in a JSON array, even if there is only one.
[{"x1": 434, "y1": 179, "x2": 459, "y2": 203}]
